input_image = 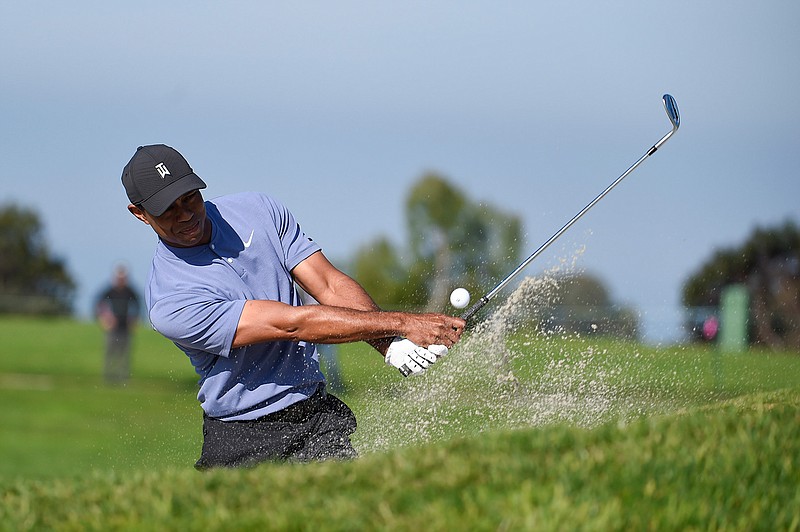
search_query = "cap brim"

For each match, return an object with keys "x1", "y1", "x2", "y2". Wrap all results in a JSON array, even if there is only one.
[{"x1": 141, "y1": 173, "x2": 207, "y2": 216}]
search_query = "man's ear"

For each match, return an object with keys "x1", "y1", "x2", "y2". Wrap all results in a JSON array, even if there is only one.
[{"x1": 128, "y1": 204, "x2": 151, "y2": 225}]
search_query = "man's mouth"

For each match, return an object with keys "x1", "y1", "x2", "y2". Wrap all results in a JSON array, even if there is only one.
[{"x1": 180, "y1": 220, "x2": 200, "y2": 236}]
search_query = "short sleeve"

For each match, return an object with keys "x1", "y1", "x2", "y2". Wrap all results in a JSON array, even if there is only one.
[
  {"x1": 264, "y1": 195, "x2": 320, "y2": 271},
  {"x1": 149, "y1": 290, "x2": 246, "y2": 358}
]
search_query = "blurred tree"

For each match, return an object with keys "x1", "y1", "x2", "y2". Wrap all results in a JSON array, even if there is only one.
[
  {"x1": 406, "y1": 173, "x2": 523, "y2": 312},
  {"x1": 0, "y1": 204, "x2": 75, "y2": 315},
  {"x1": 351, "y1": 173, "x2": 522, "y2": 312},
  {"x1": 534, "y1": 273, "x2": 639, "y2": 339},
  {"x1": 682, "y1": 220, "x2": 800, "y2": 349}
]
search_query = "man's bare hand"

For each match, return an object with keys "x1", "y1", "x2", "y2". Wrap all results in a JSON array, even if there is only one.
[{"x1": 401, "y1": 313, "x2": 465, "y2": 349}]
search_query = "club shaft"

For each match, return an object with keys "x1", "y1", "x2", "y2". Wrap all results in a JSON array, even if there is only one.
[{"x1": 460, "y1": 127, "x2": 676, "y2": 322}]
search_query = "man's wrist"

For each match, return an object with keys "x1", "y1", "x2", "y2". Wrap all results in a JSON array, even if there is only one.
[{"x1": 368, "y1": 337, "x2": 395, "y2": 357}]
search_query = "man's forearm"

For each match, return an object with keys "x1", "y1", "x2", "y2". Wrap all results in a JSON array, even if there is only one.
[
  {"x1": 290, "y1": 251, "x2": 463, "y2": 354},
  {"x1": 234, "y1": 299, "x2": 463, "y2": 352},
  {"x1": 233, "y1": 301, "x2": 407, "y2": 348}
]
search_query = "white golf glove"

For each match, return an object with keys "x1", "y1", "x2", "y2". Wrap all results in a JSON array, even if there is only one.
[
  {"x1": 385, "y1": 338, "x2": 439, "y2": 377},
  {"x1": 427, "y1": 344, "x2": 449, "y2": 358}
]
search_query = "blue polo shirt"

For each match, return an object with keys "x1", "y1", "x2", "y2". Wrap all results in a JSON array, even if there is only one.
[{"x1": 145, "y1": 192, "x2": 324, "y2": 421}]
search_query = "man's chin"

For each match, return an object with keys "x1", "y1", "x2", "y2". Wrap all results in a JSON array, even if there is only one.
[{"x1": 166, "y1": 228, "x2": 205, "y2": 248}]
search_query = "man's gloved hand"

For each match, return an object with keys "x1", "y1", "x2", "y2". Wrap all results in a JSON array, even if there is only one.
[{"x1": 385, "y1": 337, "x2": 439, "y2": 377}]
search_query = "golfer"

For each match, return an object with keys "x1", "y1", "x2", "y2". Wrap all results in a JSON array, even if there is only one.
[{"x1": 121, "y1": 144, "x2": 465, "y2": 469}]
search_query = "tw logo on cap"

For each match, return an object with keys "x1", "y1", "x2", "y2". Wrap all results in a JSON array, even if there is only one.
[{"x1": 155, "y1": 162, "x2": 170, "y2": 179}]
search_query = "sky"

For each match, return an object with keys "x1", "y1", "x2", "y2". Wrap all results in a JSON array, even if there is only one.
[{"x1": 1, "y1": 1, "x2": 798, "y2": 343}]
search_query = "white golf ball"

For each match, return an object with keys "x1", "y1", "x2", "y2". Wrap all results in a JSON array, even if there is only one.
[{"x1": 449, "y1": 287, "x2": 471, "y2": 309}]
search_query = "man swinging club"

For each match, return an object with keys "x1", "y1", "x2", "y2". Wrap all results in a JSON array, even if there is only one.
[{"x1": 122, "y1": 144, "x2": 465, "y2": 468}]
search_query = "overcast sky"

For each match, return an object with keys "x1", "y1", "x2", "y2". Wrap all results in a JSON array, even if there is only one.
[{"x1": 2, "y1": 1, "x2": 798, "y2": 342}]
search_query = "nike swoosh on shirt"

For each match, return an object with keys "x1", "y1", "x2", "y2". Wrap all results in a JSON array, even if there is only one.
[{"x1": 243, "y1": 229, "x2": 255, "y2": 249}]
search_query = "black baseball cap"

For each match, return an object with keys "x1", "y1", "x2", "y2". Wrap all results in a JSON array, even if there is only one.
[{"x1": 121, "y1": 144, "x2": 207, "y2": 216}]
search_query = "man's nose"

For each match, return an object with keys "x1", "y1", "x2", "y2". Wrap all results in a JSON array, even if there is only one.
[{"x1": 174, "y1": 201, "x2": 194, "y2": 220}]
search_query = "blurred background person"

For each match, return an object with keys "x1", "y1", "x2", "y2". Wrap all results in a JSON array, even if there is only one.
[{"x1": 95, "y1": 265, "x2": 140, "y2": 384}]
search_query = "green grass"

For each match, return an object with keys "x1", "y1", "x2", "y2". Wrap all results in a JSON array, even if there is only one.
[
  {"x1": 0, "y1": 317, "x2": 199, "y2": 479},
  {"x1": 2, "y1": 390, "x2": 798, "y2": 530},
  {"x1": 1, "y1": 316, "x2": 799, "y2": 530}
]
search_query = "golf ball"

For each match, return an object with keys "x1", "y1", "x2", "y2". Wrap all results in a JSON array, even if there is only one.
[{"x1": 450, "y1": 287, "x2": 471, "y2": 309}]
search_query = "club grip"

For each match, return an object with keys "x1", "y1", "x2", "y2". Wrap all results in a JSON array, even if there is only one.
[{"x1": 460, "y1": 297, "x2": 488, "y2": 322}]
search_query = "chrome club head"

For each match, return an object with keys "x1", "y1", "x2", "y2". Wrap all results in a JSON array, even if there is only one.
[
  {"x1": 663, "y1": 94, "x2": 680, "y2": 131},
  {"x1": 652, "y1": 94, "x2": 680, "y2": 151}
]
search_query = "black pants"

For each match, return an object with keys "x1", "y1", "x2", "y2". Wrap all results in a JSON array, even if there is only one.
[{"x1": 195, "y1": 388, "x2": 357, "y2": 470}]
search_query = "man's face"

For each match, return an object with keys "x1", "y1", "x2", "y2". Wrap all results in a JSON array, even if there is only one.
[{"x1": 128, "y1": 190, "x2": 211, "y2": 248}]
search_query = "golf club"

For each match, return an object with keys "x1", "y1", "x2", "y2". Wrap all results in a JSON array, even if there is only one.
[{"x1": 460, "y1": 94, "x2": 680, "y2": 322}]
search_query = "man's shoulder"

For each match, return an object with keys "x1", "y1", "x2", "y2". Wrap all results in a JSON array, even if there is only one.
[
  {"x1": 207, "y1": 192, "x2": 289, "y2": 230},
  {"x1": 209, "y1": 191, "x2": 279, "y2": 211}
]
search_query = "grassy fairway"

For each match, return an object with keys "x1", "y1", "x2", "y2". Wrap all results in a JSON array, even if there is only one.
[
  {"x1": 1, "y1": 316, "x2": 799, "y2": 529},
  {"x1": 0, "y1": 317, "x2": 200, "y2": 479}
]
